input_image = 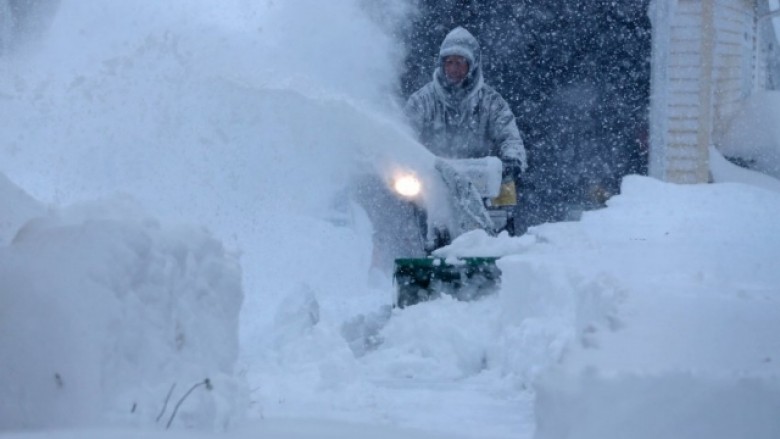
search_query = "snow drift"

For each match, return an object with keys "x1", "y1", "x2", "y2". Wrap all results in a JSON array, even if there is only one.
[
  {"x1": 521, "y1": 176, "x2": 780, "y2": 439},
  {"x1": 0, "y1": 172, "x2": 44, "y2": 244},
  {"x1": 535, "y1": 371, "x2": 780, "y2": 439},
  {"x1": 720, "y1": 91, "x2": 780, "y2": 179},
  {"x1": 0, "y1": 176, "x2": 244, "y2": 430}
]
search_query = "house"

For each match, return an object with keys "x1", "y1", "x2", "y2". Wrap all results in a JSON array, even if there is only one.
[{"x1": 649, "y1": 0, "x2": 778, "y2": 183}]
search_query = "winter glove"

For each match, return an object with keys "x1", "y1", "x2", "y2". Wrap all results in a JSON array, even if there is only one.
[{"x1": 502, "y1": 159, "x2": 523, "y2": 182}]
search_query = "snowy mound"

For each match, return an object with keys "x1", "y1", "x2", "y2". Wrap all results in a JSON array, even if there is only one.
[
  {"x1": 720, "y1": 91, "x2": 780, "y2": 179},
  {"x1": 424, "y1": 175, "x2": 780, "y2": 438},
  {"x1": 710, "y1": 145, "x2": 780, "y2": 193},
  {"x1": 518, "y1": 176, "x2": 780, "y2": 439},
  {"x1": 0, "y1": 173, "x2": 44, "y2": 244},
  {"x1": 244, "y1": 175, "x2": 780, "y2": 438},
  {"x1": 0, "y1": 185, "x2": 245, "y2": 430},
  {"x1": 536, "y1": 371, "x2": 780, "y2": 439}
]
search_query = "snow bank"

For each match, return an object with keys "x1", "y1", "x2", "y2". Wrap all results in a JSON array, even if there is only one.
[
  {"x1": 519, "y1": 176, "x2": 780, "y2": 439},
  {"x1": 710, "y1": 145, "x2": 780, "y2": 193},
  {"x1": 429, "y1": 174, "x2": 780, "y2": 438},
  {"x1": 535, "y1": 371, "x2": 780, "y2": 439},
  {"x1": 0, "y1": 178, "x2": 245, "y2": 431},
  {"x1": 0, "y1": 173, "x2": 44, "y2": 244},
  {"x1": 719, "y1": 91, "x2": 780, "y2": 179}
]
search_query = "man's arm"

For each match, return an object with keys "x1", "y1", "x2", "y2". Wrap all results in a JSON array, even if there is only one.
[
  {"x1": 487, "y1": 92, "x2": 527, "y2": 175},
  {"x1": 403, "y1": 90, "x2": 428, "y2": 136}
]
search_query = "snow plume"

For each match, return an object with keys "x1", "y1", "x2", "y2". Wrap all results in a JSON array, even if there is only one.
[
  {"x1": 1, "y1": 0, "x2": 425, "y2": 432},
  {"x1": 0, "y1": 0, "x2": 418, "y2": 215},
  {"x1": 0, "y1": 0, "x2": 424, "y2": 308},
  {"x1": 0, "y1": 1, "x2": 427, "y2": 291}
]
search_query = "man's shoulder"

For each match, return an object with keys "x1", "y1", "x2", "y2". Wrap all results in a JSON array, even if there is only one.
[
  {"x1": 408, "y1": 81, "x2": 436, "y2": 101},
  {"x1": 479, "y1": 83, "x2": 505, "y2": 100},
  {"x1": 478, "y1": 83, "x2": 512, "y2": 109}
]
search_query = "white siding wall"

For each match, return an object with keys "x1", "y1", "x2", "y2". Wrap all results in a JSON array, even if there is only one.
[
  {"x1": 669, "y1": 0, "x2": 708, "y2": 183},
  {"x1": 712, "y1": 0, "x2": 756, "y2": 140},
  {"x1": 650, "y1": 0, "x2": 765, "y2": 183}
]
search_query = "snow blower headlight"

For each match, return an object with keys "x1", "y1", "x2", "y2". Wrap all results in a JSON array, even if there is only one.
[{"x1": 393, "y1": 174, "x2": 422, "y2": 198}]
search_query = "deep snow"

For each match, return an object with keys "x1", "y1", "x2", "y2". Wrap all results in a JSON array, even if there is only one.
[
  {"x1": 3, "y1": 153, "x2": 780, "y2": 438},
  {"x1": 0, "y1": 194, "x2": 245, "y2": 430},
  {"x1": 2, "y1": 1, "x2": 780, "y2": 438}
]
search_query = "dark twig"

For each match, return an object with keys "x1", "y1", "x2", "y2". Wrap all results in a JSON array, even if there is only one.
[
  {"x1": 166, "y1": 378, "x2": 212, "y2": 429},
  {"x1": 156, "y1": 383, "x2": 177, "y2": 423},
  {"x1": 54, "y1": 373, "x2": 64, "y2": 389}
]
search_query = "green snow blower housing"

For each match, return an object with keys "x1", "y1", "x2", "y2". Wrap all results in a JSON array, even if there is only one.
[
  {"x1": 379, "y1": 157, "x2": 515, "y2": 308},
  {"x1": 394, "y1": 257, "x2": 501, "y2": 308}
]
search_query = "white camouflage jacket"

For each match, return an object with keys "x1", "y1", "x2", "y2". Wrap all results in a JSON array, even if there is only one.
[{"x1": 404, "y1": 27, "x2": 527, "y2": 173}]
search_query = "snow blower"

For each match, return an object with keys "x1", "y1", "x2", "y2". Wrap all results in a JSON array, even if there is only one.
[{"x1": 389, "y1": 157, "x2": 517, "y2": 308}]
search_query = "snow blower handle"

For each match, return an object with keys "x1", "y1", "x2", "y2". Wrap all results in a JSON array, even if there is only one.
[
  {"x1": 491, "y1": 181, "x2": 517, "y2": 207},
  {"x1": 502, "y1": 158, "x2": 523, "y2": 182},
  {"x1": 492, "y1": 159, "x2": 520, "y2": 207}
]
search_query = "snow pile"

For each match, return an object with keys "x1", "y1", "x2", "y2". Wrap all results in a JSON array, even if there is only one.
[
  {"x1": 709, "y1": 145, "x2": 780, "y2": 193},
  {"x1": 433, "y1": 229, "x2": 537, "y2": 258},
  {"x1": 0, "y1": 172, "x2": 44, "y2": 243},
  {"x1": 511, "y1": 176, "x2": 780, "y2": 439},
  {"x1": 246, "y1": 173, "x2": 780, "y2": 438},
  {"x1": 417, "y1": 174, "x2": 780, "y2": 438},
  {"x1": 0, "y1": 175, "x2": 245, "y2": 431},
  {"x1": 535, "y1": 371, "x2": 780, "y2": 439},
  {"x1": 719, "y1": 90, "x2": 780, "y2": 179}
]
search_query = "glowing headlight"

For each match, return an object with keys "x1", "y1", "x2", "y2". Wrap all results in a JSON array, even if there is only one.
[{"x1": 393, "y1": 174, "x2": 422, "y2": 197}]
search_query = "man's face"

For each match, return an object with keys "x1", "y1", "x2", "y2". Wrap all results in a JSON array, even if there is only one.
[{"x1": 443, "y1": 55, "x2": 469, "y2": 85}]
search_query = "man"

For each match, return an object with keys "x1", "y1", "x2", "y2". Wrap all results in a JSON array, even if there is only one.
[{"x1": 404, "y1": 26, "x2": 527, "y2": 179}]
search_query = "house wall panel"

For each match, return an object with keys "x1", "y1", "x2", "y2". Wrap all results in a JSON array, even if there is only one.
[{"x1": 651, "y1": 0, "x2": 763, "y2": 183}]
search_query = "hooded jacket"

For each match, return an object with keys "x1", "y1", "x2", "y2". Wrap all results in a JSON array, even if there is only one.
[{"x1": 404, "y1": 27, "x2": 527, "y2": 172}]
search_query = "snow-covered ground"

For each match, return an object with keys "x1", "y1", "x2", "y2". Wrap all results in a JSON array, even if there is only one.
[{"x1": 2, "y1": 1, "x2": 780, "y2": 439}]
